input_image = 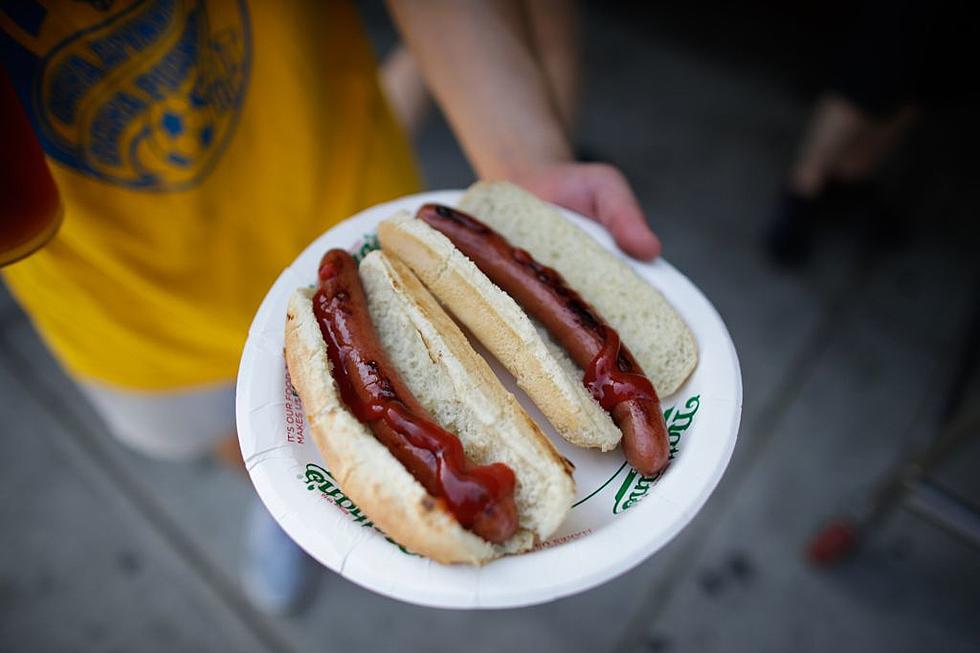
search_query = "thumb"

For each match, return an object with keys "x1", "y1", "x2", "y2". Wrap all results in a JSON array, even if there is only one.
[{"x1": 589, "y1": 166, "x2": 661, "y2": 260}]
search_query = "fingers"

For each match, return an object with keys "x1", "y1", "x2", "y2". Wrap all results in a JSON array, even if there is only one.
[
  {"x1": 512, "y1": 162, "x2": 662, "y2": 260},
  {"x1": 588, "y1": 165, "x2": 661, "y2": 260}
]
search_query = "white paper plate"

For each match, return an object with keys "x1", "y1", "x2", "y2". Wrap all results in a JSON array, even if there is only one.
[{"x1": 236, "y1": 190, "x2": 741, "y2": 609}]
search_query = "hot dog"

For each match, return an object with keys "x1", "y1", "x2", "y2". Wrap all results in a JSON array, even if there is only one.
[
  {"x1": 285, "y1": 248, "x2": 574, "y2": 564},
  {"x1": 378, "y1": 182, "x2": 697, "y2": 477},
  {"x1": 314, "y1": 249, "x2": 518, "y2": 542},
  {"x1": 417, "y1": 205, "x2": 669, "y2": 476}
]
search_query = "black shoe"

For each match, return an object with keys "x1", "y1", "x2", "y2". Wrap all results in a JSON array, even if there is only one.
[
  {"x1": 820, "y1": 180, "x2": 878, "y2": 216},
  {"x1": 824, "y1": 180, "x2": 908, "y2": 256},
  {"x1": 765, "y1": 189, "x2": 818, "y2": 267},
  {"x1": 857, "y1": 199, "x2": 908, "y2": 258}
]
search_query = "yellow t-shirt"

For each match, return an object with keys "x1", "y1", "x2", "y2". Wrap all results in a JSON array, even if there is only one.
[{"x1": 1, "y1": 0, "x2": 420, "y2": 390}]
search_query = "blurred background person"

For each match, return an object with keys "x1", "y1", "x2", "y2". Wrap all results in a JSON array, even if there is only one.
[{"x1": 765, "y1": 0, "x2": 951, "y2": 265}]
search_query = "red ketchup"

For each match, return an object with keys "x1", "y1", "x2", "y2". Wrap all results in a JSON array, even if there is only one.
[
  {"x1": 582, "y1": 327, "x2": 657, "y2": 411},
  {"x1": 311, "y1": 250, "x2": 517, "y2": 543}
]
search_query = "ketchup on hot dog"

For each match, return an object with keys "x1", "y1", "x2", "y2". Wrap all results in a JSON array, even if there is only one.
[
  {"x1": 418, "y1": 204, "x2": 670, "y2": 476},
  {"x1": 313, "y1": 249, "x2": 518, "y2": 543}
]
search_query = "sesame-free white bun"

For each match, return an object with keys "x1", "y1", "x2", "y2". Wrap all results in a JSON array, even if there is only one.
[
  {"x1": 459, "y1": 182, "x2": 698, "y2": 397},
  {"x1": 378, "y1": 182, "x2": 698, "y2": 453},
  {"x1": 378, "y1": 213, "x2": 621, "y2": 452},
  {"x1": 284, "y1": 250, "x2": 574, "y2": 564}
]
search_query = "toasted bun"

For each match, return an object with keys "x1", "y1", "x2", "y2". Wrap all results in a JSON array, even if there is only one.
[
  {"x1": 459, "y1": 182, "x2": 698, "y2": 397},
  {"x1": 284, "y1": 250, "x2": 574, "y2": 564},
  {"x1": 378, "y1": 212, "x2": 621, "y2": 451}
]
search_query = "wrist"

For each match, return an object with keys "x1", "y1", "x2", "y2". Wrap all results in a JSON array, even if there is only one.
[{"x1": 473, "y1": 128, "x2": 574, "y2": 182}]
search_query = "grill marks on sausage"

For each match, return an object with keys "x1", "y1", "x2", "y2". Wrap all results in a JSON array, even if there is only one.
[{"x1": 418, "y1": 204, "x2": 671, "y2": 476}]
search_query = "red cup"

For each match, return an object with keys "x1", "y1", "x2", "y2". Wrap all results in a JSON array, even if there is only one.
[{"x1": 1, "y1": 65, "x2": 62, "y2": 267}]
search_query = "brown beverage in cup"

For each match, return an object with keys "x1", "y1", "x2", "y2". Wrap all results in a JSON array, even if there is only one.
[{"x1": 1, "y1": 66, "x2": 62, "y2": 267}]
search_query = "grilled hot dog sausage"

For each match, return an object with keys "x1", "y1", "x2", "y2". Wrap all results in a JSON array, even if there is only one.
[
  {"x1": 313, "y1": 249, "x2": 518, "y2": 543},
  {"x1": 418, "y1": 205, "x2": 670, "y2": 476}
]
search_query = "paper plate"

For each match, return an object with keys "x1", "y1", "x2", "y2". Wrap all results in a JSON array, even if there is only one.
[{"x1": 236, "y1": 190, "x2": 741, "y2": 609}]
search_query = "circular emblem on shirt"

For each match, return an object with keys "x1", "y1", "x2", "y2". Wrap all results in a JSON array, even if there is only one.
[{"x1": 32, "y1": 0, "x2": 252, "y2": 190}]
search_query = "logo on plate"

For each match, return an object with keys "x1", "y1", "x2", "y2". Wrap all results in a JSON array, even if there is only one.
[
  {"x1": 301, "y1": 463, "x2": 416, "y2": 556},
  {"x1": 612, "y1": 395, "x2": 700, "y2": 514}
]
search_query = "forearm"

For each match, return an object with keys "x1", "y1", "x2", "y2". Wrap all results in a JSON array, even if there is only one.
[
  {"x1": 387, "y1": 0, "x2": 661, "y2": 260},
  {"x1": 386, "y1": 0, "x2": 572, "y2": 179}
]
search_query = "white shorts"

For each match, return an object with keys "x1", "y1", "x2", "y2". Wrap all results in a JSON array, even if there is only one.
[{"x1": 79, "y1": 380, "x2": 236, "y2": 460}]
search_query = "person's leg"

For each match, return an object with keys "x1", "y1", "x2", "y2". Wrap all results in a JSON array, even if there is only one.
[
  {"x1": 788, "y1": 94, "x2": 916, "y2": 194},
  {"x1": 788, "y1": 94, "x2": 871, "y2": 199},
  {"x1": 215, "y1": 430, "x2": 246, "y2": 468},
  {"x1": 768, "y1": 93, "x2": 917, "y2": 265},
  {"x1": 77, "y1": 379, "x2": 313, "y2": 614},
  {"x1": 78, "y1": 380, "x2": 237, "y2": 460},
  {"x1": 766, "y1": 94, "x2": 868, "y2": 265},
  {"x1": 785, "y1": 87, "x2": 918, "y2": 203},
  {"x1": 832, "y1": 104, "x2": 918, "y2": 183},
  {"x1": 768, "y1": 0, "x2": 931, "y2": 266}
]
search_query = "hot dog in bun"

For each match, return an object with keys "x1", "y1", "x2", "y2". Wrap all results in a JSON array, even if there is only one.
[
  {"x1": 378, "y1": 182, "x2": 698, "y2": 477},
  {"x1": 285, "y1": 248, "x2": 574, "y2": 564}
]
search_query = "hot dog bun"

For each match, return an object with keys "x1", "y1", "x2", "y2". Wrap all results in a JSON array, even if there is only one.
[
  {"x1": 285, "y1": 250, "x2": 574, "y2": 564},
  {"x1": 459, "y1": 182, "x2": 698, "y2": 397},
  {"x1": 378, "y1": 212, "x2": 621, "y2": 451},
  {"x1": 378, "y1": 183, "x2": 697, "y2": 452}
]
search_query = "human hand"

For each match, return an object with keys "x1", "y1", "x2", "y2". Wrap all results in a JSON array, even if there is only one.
[{"x1": 510, "y1": 162, "x2": 661, "y2": 261}]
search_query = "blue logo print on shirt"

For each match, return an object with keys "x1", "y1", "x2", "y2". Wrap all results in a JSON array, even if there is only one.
[{"x1": 26, "y1": 0, "x2": 251, "y2": 191}]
